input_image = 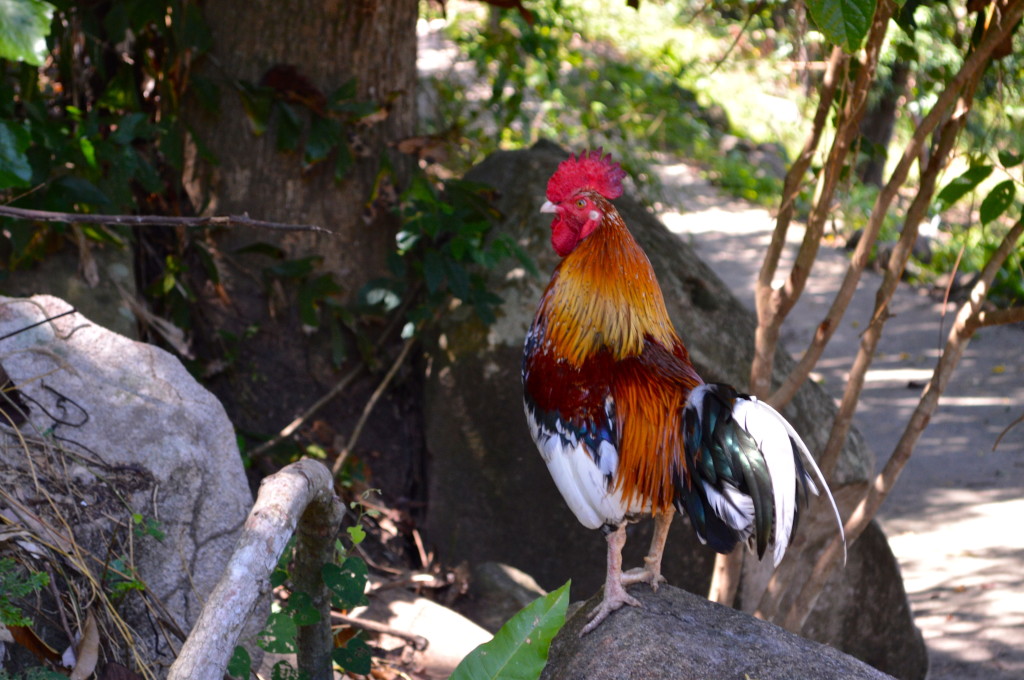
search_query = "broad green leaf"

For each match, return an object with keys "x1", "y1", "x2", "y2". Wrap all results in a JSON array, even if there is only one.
[
  {"x1": 304, "y1": 115, "x2": 342, "y2": 167},
  {"x1": 936, "y1": 165, "x2": 993, "y2": 211},
  {"x1": 239, "y1": 83, "x2": 273, "y2": 136},
  {"x1": 257, "y1": 610, "x2": 298, "y2": 653},
  {"x1": 285, "y1": 590, "x2": 321, "y2": 626},
  {"x1": 422, "y1": 249, "x2": 445, "y2": 293},
  {"x1": 275, "y1": 102, "x2": 302, "y2": 152},
  {"x1": 334, "y1": 140, "x2": 353, "y2": 181},
  {"x1": 805, "y1": 0, "x2": 876, "y2": 52},
  {"x1": 998, "y1": 150, "x2": 1023, "y2": 169},
  {"x1": 979, "y1": 180, "x2": 1016, "y2": 225},
  {"x1": 449, "y1": 580, "x2": 570, "y2": 680},
  {"x1": 347, "y1": 524, "x2": 366, "y2": 545},
  {"x1": 323, "y1": 557, "x2": 368, "y2": 610},
  {"x1": 226, "y1": 645, "x2": 251, "y2": 679},
  {"x1": 0, "y1": 119, "x2": 33, "y2": 188},
  {"x1": 0, "y1": 0, "x2": 55, "y2": 65},
  {"x1": 332, "y1": 636, "x2": 372, "y2": 674},
  {"x1": 270, "y1": 659, "x2": 301, "y2": 680}
]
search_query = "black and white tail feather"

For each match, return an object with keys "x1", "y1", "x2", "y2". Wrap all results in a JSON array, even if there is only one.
[{"x1": 677, "y1": 383, "x2": 845, "y2": 566}]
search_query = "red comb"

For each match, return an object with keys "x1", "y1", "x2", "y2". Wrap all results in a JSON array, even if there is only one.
[{"x1": 546, "y1": 148, "x2": 627, "y2": 203}]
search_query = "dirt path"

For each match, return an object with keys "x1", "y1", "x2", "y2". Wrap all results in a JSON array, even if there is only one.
[{"x1": 656, "y1": 161, "x2": 1024, "y2": 680}]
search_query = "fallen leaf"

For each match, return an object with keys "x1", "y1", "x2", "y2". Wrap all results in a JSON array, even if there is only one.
[
  {"x1": 70, "y1": 611, "x2": 100, "y2": 680},
  {"x1": 8, "y1": 624, "x2": 61, "y2": 663}
]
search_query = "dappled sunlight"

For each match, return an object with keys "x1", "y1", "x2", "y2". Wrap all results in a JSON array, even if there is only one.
[{"x1": 661, "y1": 149, "x2": 1023, "y2": 678}]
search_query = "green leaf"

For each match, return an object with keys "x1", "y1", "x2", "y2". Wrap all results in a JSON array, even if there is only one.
[
  {"x1": 422, "y1": 249, "x2": 445, "y2": 293},
  {"x1": 979, "y1": 180, "x2": 1016, "y2": 225},
  {"x1": 257, "y1": 610, "x2": 298, "y2": 653},
  {"x1": 265, "y1": 256, "x2": 320, "y2": 279},
  {"x1": 270, "y1": 659, "x2": 301, "y2": 680},
  {"x1": 334, "y1": 139, "x2": 353, "y2": 181},
  {"x1": 0, "y1": 0, "x2": 55, "y2": 65},
  {"x1": 936, "y1": 165, "x2": 993, "y2": 211},
  {"x1": 998, "y1": 149, "x2": 1023, "y2": 169},
  {"x1": 332, "y1": 636, "x2": 372, "y2": 675},
  {"x1": 805, "y1": 0, "x2": 876, "y2": 51},
  {"x1": 449, "y1": 580, "x2": 570, "y2": 680},
  {"x1": 285, "y1": 590, "x2": 321, "y2": 626},
  {"x1": 0, "y1": 119, "x2": 33, "y2": 188},
  {"x1": 346, "y1": 524, "x2": 366, "y2": 545},
  {"x1": 275, "y1": 102, "x2": 302, "y2": 152},
  {"x1": 239, "y1": 83, "x2": 274, "y2": 136},
  {"x1": 323, "y1": 557, "x2": 368, "y2": 610},
  {"x1": 54, "y1": 176, "x2": 111, "y2": 207},
  {"x1": 226, "y1": 645, "x2": 251, "y2": 679},
  {"x1": 304, "y1": 115, "x2": 342, "y2": 167},
  {"x1": 329, "y1": 78, "x2": 358, "y2": 108}
]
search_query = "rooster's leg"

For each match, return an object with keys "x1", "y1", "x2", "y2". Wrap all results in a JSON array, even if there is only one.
[
  {"x1": 622, "y1": 510, "x2": 672, "y2": 591},
  {"x1": 580, "y1": 523, "x2": 640, "y2": 635}
]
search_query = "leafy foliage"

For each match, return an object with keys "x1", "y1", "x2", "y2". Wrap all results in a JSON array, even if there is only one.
[
  {"x1": 230, "y1": 512, "x2": 376, "y2": 679},
  {"x1": 449, "y1": 580, "x2": 570, "y2": 680},
  {"x1": 0, "y1": 0, "x2": 55, "y2": 65},
  {"x1": 0, "y1": 557, "x2": 49, "y2": 627},
  {"x1": 805, "y1": 0, "x2": 877, "y2": 51}
]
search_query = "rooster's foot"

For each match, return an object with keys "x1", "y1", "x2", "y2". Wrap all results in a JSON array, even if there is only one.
[
  {"x1": 580, "y1": 583, "x2": 641, "y2": 636},
  {"x1": 622, "y1": 560, "x2": 667, "y2": 591}
]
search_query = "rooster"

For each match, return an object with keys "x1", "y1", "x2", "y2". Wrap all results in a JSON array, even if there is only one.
[{"x1": 522, "y1": 149, "x2": 843, "y2": 634}]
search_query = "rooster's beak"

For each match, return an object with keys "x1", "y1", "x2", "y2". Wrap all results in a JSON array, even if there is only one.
[{"x1": 540, "y1": 200, "x2": 557, "y2": 214}]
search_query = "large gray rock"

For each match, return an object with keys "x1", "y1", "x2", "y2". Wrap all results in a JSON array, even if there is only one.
[
  {"x1": 0, "y1": 295, "x2": 252, "y2": 675},
  {"x1": 422, "y1": 142, "x2": 925, "y2": 678},
  {"x1": 542, "y1": 584, "x2": 895, "y2": 680}
]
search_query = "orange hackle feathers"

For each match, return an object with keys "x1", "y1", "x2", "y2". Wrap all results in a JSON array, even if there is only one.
[
  {"x1": 532, "y1": 192, "x2": 700, "y2": 511},
  {"x1": 536, "y1": 202, "x2": 676, "y2": 366}
]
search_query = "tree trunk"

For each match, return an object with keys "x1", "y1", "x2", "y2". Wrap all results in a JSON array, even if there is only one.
[
  {"x1": 856, "y1": 60, "x2": 910, "y2": 187},
  {"x1": 172, "y1": 0, "x2": 418, "y2": 437}
]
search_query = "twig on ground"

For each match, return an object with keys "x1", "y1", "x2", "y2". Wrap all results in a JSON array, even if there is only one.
[
  {"x1": 330, "y1": 612, "x2": 428, "y2": 651},
  {"x1": 331, "y1": 334, "x2": 418, "y2": 475}
]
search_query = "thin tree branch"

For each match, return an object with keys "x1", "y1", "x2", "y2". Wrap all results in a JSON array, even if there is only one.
[
  {"x1": 766, "y1": 0, "x2": 1024, "y2": 409},
  {"x1": 814, "y1": 65, "x2": 976, "y2": 483},
  {"x1": 331, "y1": 333, "x2": 418, "y2": 476},
  {"x1": 330, "y1": 612, "x2": 428, "y2": 650},
  {"x1": 780, "y1": 216, "x2": 1024, "y2": 632},
  {"x1": 0, "y1": 205, "x2": 330, "y2": 234},
  {"x1": 708, "y1": 0, "x2": 766, "y2": 75},
  {"x1": 168, "y1": 459, "x2": 342, "y2": 680},
  {"x1": 992, "y1": 410, "x2": 1024, "y2": 451},
  {"x1": 247, "y1": 289, "x2": 419, "y2": 460},
  {"x1": 752, "y1": 0, "x2": 894, "y2": 400},
  {"x1": 248, "y1": 365, "x2": 365, "y2": 459}
]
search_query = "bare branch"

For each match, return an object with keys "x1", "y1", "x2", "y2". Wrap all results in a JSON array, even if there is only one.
[
  {"x1": 752, "y1": 2, "x2": 894, "y2": 400},
  {"x1": 780, "y1": 215, "x2": 1024, "y2": 632},
  {"x1": 968, "y1": 305, "x2": 1024, "y2": 331},
  {"x1": 815, "y1": 66, "x2": 976, "y2": 481},
  {"x1": 167, "y1": 459, "x2": 342, "y2": 680},
  {"x1": 332, "y1": 333, "x2": 418, "y2": 475},
  {"x1": 768, "y1": 0, "x2": 1024, "y2": 408},
  {"x1": 0, "y1": 204, "x2": 330, "y2": 234}
]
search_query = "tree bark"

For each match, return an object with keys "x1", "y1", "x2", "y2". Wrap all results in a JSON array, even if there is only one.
[
  {"x1": 174, "y1": 0, "x2": 418, "y2": 434},
  {"x1": 168, "y1": 459, "x2": 342, "y2": 680}
]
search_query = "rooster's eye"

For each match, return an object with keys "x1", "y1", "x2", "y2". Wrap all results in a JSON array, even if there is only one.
[{"x1": 575, "y1": 198, "x2": 587, "y2": 209}]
